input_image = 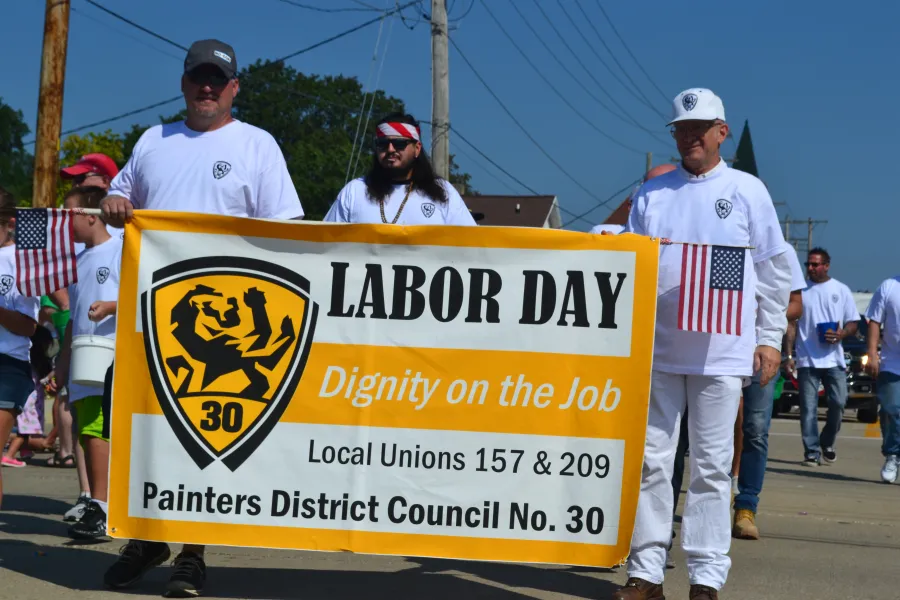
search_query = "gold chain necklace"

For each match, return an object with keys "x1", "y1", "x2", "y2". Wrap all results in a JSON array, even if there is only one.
[{"x1": 379, "y1": 182, "x2": 413, "y2": 224}]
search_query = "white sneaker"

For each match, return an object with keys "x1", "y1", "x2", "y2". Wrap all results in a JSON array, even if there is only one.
[
  {"x1": 881, "y1": 455, "x2": 899, "y2": 484},
  {"x1": 64, "y1": 494, "x2": 91, "y2": 522}
]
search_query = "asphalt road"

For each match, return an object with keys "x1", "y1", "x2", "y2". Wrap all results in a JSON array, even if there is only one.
[{"x1": 2, "y1": 415, "x2": 898, "y2": 600}]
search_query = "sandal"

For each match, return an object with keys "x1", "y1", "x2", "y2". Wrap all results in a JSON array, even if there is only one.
[{"x1": 47, "y1": 453, "x2": 75, "y2": 468}]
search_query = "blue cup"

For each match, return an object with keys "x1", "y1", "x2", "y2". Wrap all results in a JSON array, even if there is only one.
[{"x1": 816, "y1": 321, "x2": 839, "y2": 343}]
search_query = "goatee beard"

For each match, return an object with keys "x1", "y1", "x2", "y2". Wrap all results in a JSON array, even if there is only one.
[{"x1": 382, "y1": 164, "x2": 412, "y2": 181}]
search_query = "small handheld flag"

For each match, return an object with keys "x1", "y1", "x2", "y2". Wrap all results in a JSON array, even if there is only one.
[
  {"x1": 15, "y1": 208, "x2": 77, "y2": 297},
  {"x1": 677, "y1": 244, "x2": 745, "y2": 335}
]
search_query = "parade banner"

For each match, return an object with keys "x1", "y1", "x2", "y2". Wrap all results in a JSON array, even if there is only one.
[{"x1": 107, "y1": 211, "x2": 659, "y2": 568}]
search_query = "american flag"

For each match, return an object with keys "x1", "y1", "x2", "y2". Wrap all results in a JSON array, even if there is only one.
[
  {"x1": 677, "y1": 244, "x2": 745, "y2": 335},
  {"x1": 15, "y1": 208, "x2": 77, "y2": 297}
]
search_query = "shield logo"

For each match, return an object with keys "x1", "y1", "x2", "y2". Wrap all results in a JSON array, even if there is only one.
[
  {"x1": 213, "y1": 161, "x2": 232, "y2": 180},
  {"x1": 421, "y1": 202, "x2": 436, "y2": 218},
  {"x1": 715, "y1": 198, "x2": 733, "y2": 219},
  {"x1": 832, "y1": 294, "x2": 839, "y2": 303},
  {"x1": 97, "y1": 267, "x2": 110, "y2": 284},
  {"x1": 0, "y1": 274, "x2": 12, "y2": 296},
  {"x1": 141, "y1": 256, "x2": 318, "y2": 471},
  {"x1": 682, "y1": 93, "x2": 698, "y2": 111}
]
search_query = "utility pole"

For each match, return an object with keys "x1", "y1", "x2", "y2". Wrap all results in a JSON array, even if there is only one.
[
  {"x1": 782, "y1": 218, "x2": 828, "y2": 253},
  {"x1": 431, "y1": 0, "x2": 450, "y2": 180},
  {"x1": 32, "y1": 0, "x2": 71, "y2": 208},
  {"x1": 645, "y1": 152, "x2": 652, "y2": 176}
]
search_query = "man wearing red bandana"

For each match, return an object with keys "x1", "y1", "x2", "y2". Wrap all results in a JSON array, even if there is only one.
[{"x1": 325, "y1": 113, "x2": 476, "y2": 226}]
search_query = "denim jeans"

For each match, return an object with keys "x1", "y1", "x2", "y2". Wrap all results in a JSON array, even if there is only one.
[
  {"x1": 798, "y1": 367, "x2": 848, "y2": 457},
  {"x1": 879, "y1": 371, "x2": 900, "y2": 457},
  {"x1": 734, "y1": 373, "x2": 776, "y2": 513}
]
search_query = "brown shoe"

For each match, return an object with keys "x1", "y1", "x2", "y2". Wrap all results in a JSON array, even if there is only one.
[
  {"x1": 732, "y1": 508, "x2": 760, "y2": 540},
  {"x1": 689, "y1": 584, "x2": 719, "y2": 599},
  {"x1": 613, "y1": 577, "x2": 665, "y2": 600}
]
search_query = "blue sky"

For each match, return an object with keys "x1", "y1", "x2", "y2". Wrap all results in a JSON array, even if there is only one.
[{"x1": 2, "y1": 0, "x2": 897, "y2": 291}]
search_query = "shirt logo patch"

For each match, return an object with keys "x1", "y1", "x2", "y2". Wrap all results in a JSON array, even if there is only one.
[
  {"x1": 0, "y1": 274, "x2": 13, "y2": 296},
  {"x1": 832, "y1": 294, "x2": 839, "y2": 303},
  {"x1": 97, "y1": 267, "x2": 110, "y2": 284},
  {"x1": 421, "y1": 203, "x2": 435, "y2": 218},
  {"x1": 682, "y1": 93, "x2": 698, "y2": 111},
  {"x1": 213, "y1": 161, "x2": 232, "y2": 180},
  {"x1": 715, "y1": 198, "x2": 733, "y2": 219}
]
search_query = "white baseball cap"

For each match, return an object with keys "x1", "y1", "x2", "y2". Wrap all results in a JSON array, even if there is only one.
[{"x1": 668, "y1": 88, "x2": 726, "y2": 125}]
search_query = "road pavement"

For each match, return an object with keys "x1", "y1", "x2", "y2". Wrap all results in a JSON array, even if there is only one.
[{"x1": 2, "y1": 416, "x2": 898, "y2": 600}]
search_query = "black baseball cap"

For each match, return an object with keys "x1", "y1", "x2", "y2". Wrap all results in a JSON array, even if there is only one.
[{"x1": 184, "y1": 39, "x2": 237, "y2": 79}]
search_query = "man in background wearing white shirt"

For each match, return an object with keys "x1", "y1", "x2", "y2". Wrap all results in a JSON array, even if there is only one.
[
  {"x1": 101, "y1": 38, "x2": 303, "y2": 598},
  {"x1": 617, "y1": 88, "x2": 791, "y2": 600},
  {"x1": 787, "y1": 248, "x2": 857, "y2": 467},
  {"x1": 864, "y1": 276, "x2": 900, "y2": 483}
]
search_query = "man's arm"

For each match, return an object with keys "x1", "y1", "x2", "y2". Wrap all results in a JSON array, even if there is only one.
[
  {"x1": 787, "y1": 290, "x2": 802, "y2": 321},
  {"x1": 867, "y1": 319, "x2": 881, "y2": 376},
  {"x1": 754, "y1": 251, "x2": 792, "y2": 385},
  {"x1": 0, "y1": 306, "x2": 38, "y2": 337}
]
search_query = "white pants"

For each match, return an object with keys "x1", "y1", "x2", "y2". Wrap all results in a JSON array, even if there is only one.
[{"x1": 627, "y1": 371, "x2": 742, "y2": 590}]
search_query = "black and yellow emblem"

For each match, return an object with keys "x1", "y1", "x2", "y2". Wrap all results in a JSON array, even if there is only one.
[{"x1": 141, "y1": 257, "x2": 318, "y2": 471}]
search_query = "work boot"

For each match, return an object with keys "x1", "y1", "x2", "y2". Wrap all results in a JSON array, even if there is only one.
[
  {"x1": 732, "y1": 508, "x2": 759, "y2": 540},
  {"x1": 612, "y1": 577, "x2": 665, "y2": 599},
  {"x1": 689, "y1": 584, "x2": 719, "y2": 599}
]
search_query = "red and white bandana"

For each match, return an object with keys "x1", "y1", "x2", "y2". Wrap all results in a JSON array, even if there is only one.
[{"x1": 376, "y1": 122, "x2": 420, "y2": 142}]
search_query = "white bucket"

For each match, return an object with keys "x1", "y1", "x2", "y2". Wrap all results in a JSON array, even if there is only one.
[{"x1": 70, "y1": 335, "x2": 116, "y2": 387}]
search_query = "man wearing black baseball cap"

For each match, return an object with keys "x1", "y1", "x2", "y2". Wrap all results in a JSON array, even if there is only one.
[{"x1": 100, "y1": 39, "x2": 303, "y2": 598}]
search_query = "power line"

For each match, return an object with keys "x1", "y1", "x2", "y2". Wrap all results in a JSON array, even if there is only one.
[
  {"x1": 593, "y1": 0, "x2": 669, "y2": 102},
  {"x1": 561, "y1": 176, "x2": 642, "y2": 229},
  {"x1": 70, "y1": 6, "x2": 183, "y2": 61},
  {"x1": 82, "y1": 0, "x2": 188, "y2": 51},
  {"x1": 551, "y1": 0, "x2": 665, "y2": 120},
  {"x1": 450, "y1": 36, "x2": 630, "y2": 221},
  {"x1": 527, "y1": 1, "x2": 663, "y2": 134},
  {"x1": 24, "y1": 2, "x2": 421, "y2": 145},
  {"x1": 571, "y1": 0, "x2": 661, "y2": 117},
  {"x1": 506, "y1": 0, "x2": 667, "y2": 147},
  {"x1": 480, "y1": 2, "x2": 644, "y2": 154},
  {"x1": 273, "y1": 0, "x2": 381, "y2": 12}
]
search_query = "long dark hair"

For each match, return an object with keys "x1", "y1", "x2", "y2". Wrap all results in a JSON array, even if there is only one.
[
  {"x1": 30, "y1": 325, "x2": 54, "y2": 381},
  {"x1": 365, "y1": 113, "x2": 448, "y2": 204},
  {"x1": 0, "y1": 186, "x2": 15, "y2": 223}
]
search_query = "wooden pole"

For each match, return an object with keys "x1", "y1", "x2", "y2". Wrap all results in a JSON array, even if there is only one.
[
  {"x1": 31, "y1": 0, "x2": 71, "y2": 208},
  {"x1": 431, "y1": 0, "x2": 450, "y2": 179}
]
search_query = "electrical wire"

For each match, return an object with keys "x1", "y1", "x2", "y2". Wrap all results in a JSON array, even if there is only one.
[
  {"x1": 481, "y1": 2, "x2": 653, "y2": 154},
  {"x1": 561, "y1": 176, "x2": 642, "y2": 229},
  {"x1": 556, "y1": 0, "x2": 663, "y2": 119},
  {"x1": 346, "y1": 12, "x2": 388, "y2": 183},
  {"x1": 527, "y1": 0, "x2": 664, "y2": 134},
  {"x1": 70, "y1": 5, "x2": 183, "y2": 61},
  {"x1": 82, "y1": 0, "x2": 188, "y2": 51},
  {"x1": 23, "y1": 2, "x2": 421, "y2": 145},
  {"x1": 274, "y1": 0, "x2": 381, "y2": 12},
  {"x1": 593, "y1": 0, "x2": 670, "y2": 103}
]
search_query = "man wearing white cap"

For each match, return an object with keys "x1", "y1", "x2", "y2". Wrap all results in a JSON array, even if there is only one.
[{"x1": 615, "y1": 89, "x2": 791, "y2": 600}]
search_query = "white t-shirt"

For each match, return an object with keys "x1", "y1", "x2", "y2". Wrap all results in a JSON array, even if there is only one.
[
  {"x1": 866, "y1": 276, "x2": 900, "y2": 376},
  {"x1": 324, "y1": 178, "x2": 476, "y2": 226},
  {"x1": 0, "y1": 245, "x2": 40, "y2": 361},
  {"x1": 626, "y1": 160, "x2": 786, "y2": 377},
  {"x1": 590, "y1": 224, "x2": 625, "y2": 235},
  {"x1": 109, "y1": 120, "x2": 303, "y2": 220},
  {"x1": 785, "y1": 244, "x2": 807, "y2": 292},
  {"x1": 796, "y1": 277, "x2": 859, "y2": 369},
  {"x1": 67, "y1": 237, "x2": 122, "y2": 402}
]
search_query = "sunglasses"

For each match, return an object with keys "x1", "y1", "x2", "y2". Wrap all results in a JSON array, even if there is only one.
[
  {"x1": 375, "y1": 138, "x2": 415, "y2": 152},
  {"x1": 187, "y1": 70, "x2": 231, "y2": 87}
]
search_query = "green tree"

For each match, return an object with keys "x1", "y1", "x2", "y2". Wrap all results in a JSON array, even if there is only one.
[
  {"x1": 449, "y1": 154, "x2": 478, "y2": 196},
  {"x1": 0, "y1": 98, "x2": 34, "y2": 205}
]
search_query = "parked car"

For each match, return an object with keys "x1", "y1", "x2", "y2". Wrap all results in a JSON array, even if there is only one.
[{"x1": 775, "y1": 317, "x2": 879, "y2": 423}]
